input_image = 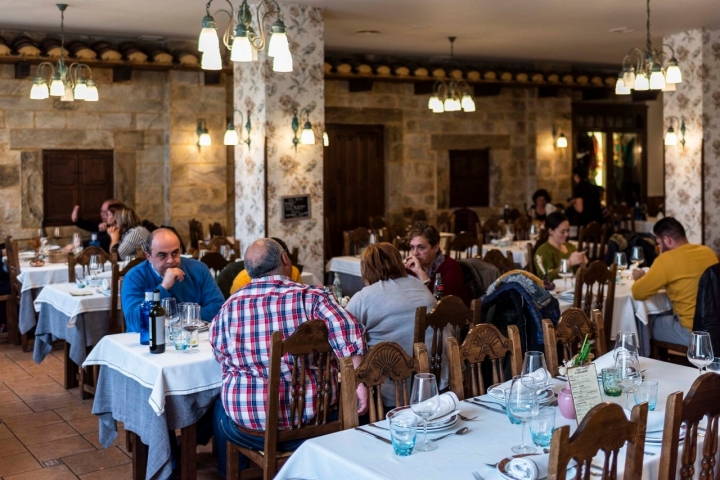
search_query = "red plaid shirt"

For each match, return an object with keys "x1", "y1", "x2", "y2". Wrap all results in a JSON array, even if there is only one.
[{"x1": 210, "y1": 275, "x2": 365, "y2": 430}]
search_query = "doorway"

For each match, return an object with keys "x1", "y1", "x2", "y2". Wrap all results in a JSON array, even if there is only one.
[{"x1": 323, "y1": 124, "x2": 384, "y2": 258}]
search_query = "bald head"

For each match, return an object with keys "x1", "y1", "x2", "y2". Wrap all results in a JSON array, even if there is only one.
[
  {"x1": 145, "y1": 228, "x2": 182, "y2": 275},
  {"x1": 245, "y1": 238, "x2": 291, "y2": 279}
]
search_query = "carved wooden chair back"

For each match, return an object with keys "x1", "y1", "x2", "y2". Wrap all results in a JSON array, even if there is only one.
[
  {"x1": 228, "y1": 320, "x2": 342, "y2": 480},
  {"x1": 447, "y1": 324, "x2": 522, "y2": 399},
  {"x1": 200, "y1": 252, "x2": 230, "y2": 278},
  {"x1": 507, "y1": 208, "x2": 522, "y2": 222},
  {"x1": 368, "y1": 216, "x2": 387, "y2": 230},
  {"x1": 513, "y1": 217, "x2": 531, "y2": 241},
  {"x1": 207, "y1": 236, "x2": 241, "y2": 261},
  {"x1": 609, "y1": 204, "x2": 635, "y2": 233},
  {"x1": 68, "y1": 247, "x2": 116, "y2": 283},
  {"x1": 412, "y1": 209, "x2": 428, "y2": 223},
  {"x1": 110, "y1": 257, "x2": 145, "y2": 334},
  {"x1": 387, "y1": 223, "x2": 407, "y2": 243},
  {"x1": 482, "y1": 218, "x2": 502, "y2": 242},
  {"x1": 573, "y1": 261, "x2": 617, "y2": 346},
  {"x1": 482, "y1": 249, "x2": 514, "y2": 274},
  {"x1": 548, "y1": 402, "x2": 647, "y2": 480},
  {"x1": 447, "y1": 231, "x2": 481, "y2": 260},
  {"x1": 340, "y1": 341, "x2": 428, "y2": 427},
  {"x1": 342, "y1": 228, "x2": 370, "y2": 256},
  {"x1": 209, "y1": 222, "x2": 224, "y2": 238},
  {"x1": 659, "y1": 373, "x2": 720, "y2": 480},
  {"x1": 526, "y1": 242, "x2": 535, "y2": 275},
  {"x1": 578, "y1": 221, "x2": 607, "y2": 262},
  {"x1": 4, "y1": 236, "x2": 23, "y2": 345},
  {"x1": 414, "y1": 296, "x2": 481, "y2": 379},
  {"x1": 542, "y1": 308, "x2": 607, "y2": 377},
  {"x1": 392, "y1": 237, "x2": 411, "y2": 257},
  {"x1": 189, "y1": 219, "x2": 203, "y2": 250},
  {"x1": 437, "y1": 212, "x2": 452, "y2": 233}
]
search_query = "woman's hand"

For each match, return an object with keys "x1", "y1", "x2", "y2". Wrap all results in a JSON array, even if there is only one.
[
  {"x1": 569, "y1": 250, "x2": 588, "y2": 267},
  {"x1": 404, "y1": 254, "x2": 428, "y2": 282},
  {"x1": 107, "y1": 225, "x2": 120, "y2": 244}
]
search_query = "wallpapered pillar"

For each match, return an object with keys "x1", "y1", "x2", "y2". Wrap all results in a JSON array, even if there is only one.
[
  {"x1": 663, "y1": 29, "x2": 720, "y2": 249},
  {"x1": 234, "y1": 5, "x2": 325, "y2": 279}
]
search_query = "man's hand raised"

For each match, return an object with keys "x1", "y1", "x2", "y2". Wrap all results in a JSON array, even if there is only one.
[{"x1": 161, "y1": 267, "x2": 185, "y2": 291}]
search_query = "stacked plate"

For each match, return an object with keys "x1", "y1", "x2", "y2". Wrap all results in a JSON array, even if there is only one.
[
  {"x1": 488, "y1": 384, "x2": 556, "y2": 404},
  {"x1": 386, "y1": 405, "x2": 458, "y2": 431}
]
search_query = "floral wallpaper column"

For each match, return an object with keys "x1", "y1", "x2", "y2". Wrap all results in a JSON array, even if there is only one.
[
  {"x1": 702, "y1": 30, "x2": 720, "y2": 251},
  {"x1": 234, "y1": 4, "x2": 325, "y2": 279}
]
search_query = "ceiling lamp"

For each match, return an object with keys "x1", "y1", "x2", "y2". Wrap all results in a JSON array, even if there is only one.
[
  {"x1": 427, "y1": 37, "x2": 475, "y2": 114},
  {"x1": 30, "y1": 4, "x2": 99, "y2": 102},
  {"x1": 197, "y1": 0, "x2": 292, "y2": 73},
  {"x1": 616, "y1": 0, "x2": 682, "y2": 95}
]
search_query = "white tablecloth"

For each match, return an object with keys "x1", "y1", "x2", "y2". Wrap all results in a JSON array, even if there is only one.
[
  {"x1": 33, "y1": 282, "x2": 116, "y2": 324},
  {"x1": 326, "y1": 256, "x2": 361, "y2": 277},
  {"x1": 278, "y1": 353, "x2": 700, "y2": 480},
  {"x1": 17, "y1": 261, "x2": 112, "y2": 293},
  {"x1": 83, "y1": 332, "x2": 222, "y2": 416},
  {"x1": 482, "y1": 243, "x2": 528, "y2": 267},
  {"x1": 635, "y1": 217, "x2": 657, "y2": 235},
  {"x1": 300, "y1": 271, "x2": 319, "y2": 286}
]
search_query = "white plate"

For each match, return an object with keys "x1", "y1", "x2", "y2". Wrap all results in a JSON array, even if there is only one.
[
  {"x1": 498, "y1": 454, "x2": 542, "y2": 480},
  {"x1": 488, "y1": 384, "x2": 555, "y2": 404},
  {"x1": 387, "y1": 406, "x2": 459, "y2": 432},
  {"x1": 18, "y1": 251, "x2": 35, "y2": 259},
  {"x1": 646, "y1": 425, "x2": 685, "y2": 444}
]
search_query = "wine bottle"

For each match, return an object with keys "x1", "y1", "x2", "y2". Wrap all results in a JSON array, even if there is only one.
[
  {"x1": 139, "y1": 291, "x2": 153, "y2": 345},
  {"x1": 433, "y1": 273, "x2": 444, "y2": 300},
  {"x1": 149, "y1": 289, "x2": 166, "y2": 354},
  {"x1": 89, "y1": 232, "x2": 100, "y2": 247}
]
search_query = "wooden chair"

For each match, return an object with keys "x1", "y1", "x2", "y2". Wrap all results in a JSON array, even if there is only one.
[
  {"x1": 189, "y1": 219, "x2": 203, "y2": 250},
  {"x1": 609, "y1": 204, "x2": 635, "y2": 233},
  {"x1": 447, "y1": 231, "x2": 481, "y2": 260},
  {"x1": 288, "y1": 246, "x2": 299, "y2": 265},
  {"x1": 507, "y1": 208, "x2": 522, "y2": 222},
  {"x1": 207, "y1": 236, "x2": 241, "y2": 261},
  {"x1": 414, "y1": 296, "x2": 481, "y2": 380},
  {"x1": 482, "y1": 218, "x2": 502, "y2": 242},
  {"x1": 342, "y1": 228, "x2": 370, "y2": 256},
  {"x1": 340, "y1": 341, "x2": 428, "y2": 427},
  {"x1": 525, "y1": 242, "x2": 535, "y2": 275},
  {"x1": 437, "y1": 212, "x2": 452, "y2": 233},
  {"x1": 542, "y1": 308, "x2": 607, "y2": 377},
  {"x1": 4, "y1": 236, "x2": 22, "y2": 346},
  {"x1": 573, "y1": 261, "x2": 617, "y2": 346},
  {"x1": 447, "y1": 324, "x2": 522, "y2": 399},
  {"x1": 411, "y1": 209, "x2": 428, "y2": 223},
  {"x1": 548, "y1": 402, "x2": 647, "y2": 480},
  {"x1": 392, "y1": 237, "x2": 411, "y2": 257},
  {"x1": 209, "y1": 222, "x2": 224, "y2": 237},
  {"x1": 482, "y1": 249, "x2": 515, "y2": 274},
  {"x1": 227, "y1": 320, "x2": 343, "y2": 480},
  {"x1": 659, "y1": 372, "x2": 720, "y2": 480},
  {"x1": 68, "y1": 247, "x2": 115, "y2": 283},
  {"x1": 200, "y1": 252, "x2": 230, "y2": 278},
  {"x1": 513, "y1": 217, "x2": 531, "y2": 241},
  {"x1": 578, "y1": 221, "x2": 607, "y2": 262}
]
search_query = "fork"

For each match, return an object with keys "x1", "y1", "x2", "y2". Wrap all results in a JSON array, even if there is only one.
[
  {"x1": 458, "y1": 414, "x2": 479, "y2": 421},
  {"x1": 471, "y1": 472, "x2": 484, "y2": 480}
]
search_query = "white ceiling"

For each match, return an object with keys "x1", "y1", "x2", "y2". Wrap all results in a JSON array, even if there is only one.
[{"x1": 1, "y1": 0, "x2": 719, "y2": 66}]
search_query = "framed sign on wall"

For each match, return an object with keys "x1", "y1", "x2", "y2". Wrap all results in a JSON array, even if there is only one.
[{"x1": 281, "y1": 194, "x2": 311, "y2": 221}]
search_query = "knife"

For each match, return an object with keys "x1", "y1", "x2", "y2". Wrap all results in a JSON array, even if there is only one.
[
  {"x1": 354, "y1": 427, "x2": 392, "y2": 444},
  {"x1": 468, "y1": 400, "x2": 506, "y2": 414}
]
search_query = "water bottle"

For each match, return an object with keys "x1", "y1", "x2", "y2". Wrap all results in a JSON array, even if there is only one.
[
  {"x1": 89, "y1": 232, "x2": 100, "y2": 247},
  {"x1": 332, "y1": 273, "x2": 343, "y2": 300},
  {"x1": 634, "y1": 202, "x2": 642, "y2": 221},
  {"x1": 139, "y1": 291, "x2": 153, "y2": 345}
]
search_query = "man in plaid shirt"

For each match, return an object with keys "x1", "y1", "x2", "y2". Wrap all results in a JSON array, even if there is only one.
[{"x1": 210, "y1": 238, "x2": 367, "y2": 475}]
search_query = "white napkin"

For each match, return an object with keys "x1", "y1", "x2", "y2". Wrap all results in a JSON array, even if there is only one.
[
  {"x1": 592, "y1": 354, "x2": 618, "y2": 372},
  {"x1": 507, "y1": 454, "x2": 549, "y2": 480},
  {"x1": 489, "y1": 369, "x2": 552, "y2": 398},
  {"x1": 69, "y1": 290, "x2": 93, "y2": 296},
  {"x1": 623, "y1": 408, "x2": 664, "y2": 433},
  {"x1": 428, "y1": 392, "x2": 459, "y2": 421}
]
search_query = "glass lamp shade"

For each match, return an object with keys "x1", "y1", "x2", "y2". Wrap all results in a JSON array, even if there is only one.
[
  {"x1": 224, "y1": 127, "x2": 239, "y2": 146},
  {"x1": 649, "y1": 68, "x2": 665, "y2": 90},
  {"x1": 662, "y1": 81, "x2": 676, "y2": 92},
  {"x1": 428, "y1": 95, "x2": 442, "y2": 110},
  {"x1": 323, "y1": 132, "x2": 329, "y2": 147},
  {"x1": 201, "y1": 50, "x2": 222, "y2": 70},
  {"x1": 49, "y1": 75, "x2": 65, "y2": 96},
  {"x1": 198, "y1": 131, "x2": 212, "y2": 147},
  {"x1": 556, "y1": 134, "x2": 568, "y2": 148},
  {"x1": 664, "y1": 128, "x2": 678, "y2": 146},
  {"x1": 431, "y1": 102, "x2": 444, "y2": 113},
  {"x1": 198, "y1": 24, "x2": 219, "y2": 53},
  {"x1": 301, "y1": 123, "x2": 316, "y2": 145},
  {"x1": 444, "y1": 97, "x2": 461, "y2": 112},
  {"x1": 30, "y1": 78, "x2": 49, "y2": 99},
  {"x1": 267, "y1": 31, "x2": 289, "y2": 58},
  {"x1": 231, "y1": 35, "x2": 253, "y2": 62},
  {"x1": 461, "y1": 94, "x2": 476, "y2": 112},
  {"x1": 84, "y1": 80, "x2": 98, "y2": 101},
  {"x1": 665, "y1": 64, "x2": 682, "y2": 84},
  {"x1": 272, "y1": 51, "x2": 293, "y2": 73},
  {"x1": 623, "y1": 70, "x2": 636, "y2": 89},
  {"x1": 615, "y1": 77, "x2": 631, "y2": 95},
  {"x1": 634, "y1": 72, "x2": 649, "y2": 91},
  {"x1": 73, "y1": 79, "x2": 88, "y2": 100}
]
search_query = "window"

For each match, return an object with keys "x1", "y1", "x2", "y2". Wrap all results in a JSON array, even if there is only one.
[{"x1": 448, "y1": 149, "x2": 490, "y2": 208}]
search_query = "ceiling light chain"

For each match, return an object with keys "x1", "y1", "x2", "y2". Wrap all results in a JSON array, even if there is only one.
[{"x1": 427, "y1": 37, "x2": 475, "y2": 114}]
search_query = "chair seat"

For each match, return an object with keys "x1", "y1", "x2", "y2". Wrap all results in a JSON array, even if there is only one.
[{"x1": 239, "y1": 447, "x2": 293, "y2": 460}]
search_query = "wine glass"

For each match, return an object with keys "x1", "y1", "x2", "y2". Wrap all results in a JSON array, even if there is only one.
[
  {"x1": 614, "y1": 331, "x2": 639, "y2": 359},
  {"x1": 410, "y1": 373, "x2": 440, "y2": 452},
  {"x1": 615, "y1": 352, "x2": 642, "y2": 409},
  {"x1": 688, "y1": 331, "x2": 714, "y2": 376},
  {"x1": 529, "y1": 224, "x2": 540, "y2": 242},
  {"x1": 521, "y1": 351, "x2": 549, "y2": 391},
  {"x1": 630, "y1": 246, "x2": 645, "y2": 270},
  {"x1": 72, "y1": 233, "x2": 83, "y2": 255},
  {"x1": 162, "y1": 298, "x2": 179, "y2": 341},
  {"x1": 507, "y1": 375, "x2": 540, "y2": 453},
  {"x1": 615, "y1": 252, "x2": 628, "y2": 285},
  {"x1": 559, "y1": 258, "x2": 573, "y2": 290},
  {"x1": 88, "y1": 255, "x2": 100, "y2": 283}
]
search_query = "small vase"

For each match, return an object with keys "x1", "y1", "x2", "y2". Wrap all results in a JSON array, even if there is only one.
[{"x1": 557, "y1": 386, "x2": 576, "y2": 419}]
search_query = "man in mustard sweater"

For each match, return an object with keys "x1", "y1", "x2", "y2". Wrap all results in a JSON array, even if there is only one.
[{"x1": 632, "y1": 217, "x2": 719, "y2": 346}]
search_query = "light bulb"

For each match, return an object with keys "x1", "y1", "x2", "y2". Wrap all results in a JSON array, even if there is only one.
[
  {"x1": 301, "y1": 122, "x2": 315, "y2": 145},
  {"x1": 323, "y1": 132, "x2": 329, "y2": 146},
  {"x1": 556, "y1": 134, "x2": 568, "y2": 148},
  {"x1": 428, "y1": 95, "x2": 441, "y2": 110},
  {"x1": 665, "y1": 63, "x2": 682, "y2": 84},
  {"x1": 198, "y1": 15, "x2": 219, "y2": 53},
  {"x1": 201, "y1": 50, "x2": 222, "y2": 70},
  {"x1": 444, "y1": 97, "x2": 461, "y2": 112},
  {"x1": 224, "y1": 127, "x2": 239, "y2": 146},
  {"x1": 30, "y1": 77, "x2": 49, "y2": 99},
  {"x1": 199, "y1": 131, "x2": 212, "y2": 147},
  {"x1": 49, "y1": 74, "x2": 65, "y2": 96},
  {"x1": 634, "y1": 72, "x2": 649, "y2": 91},
  {"x1": 73, "y1": 77, "x2": 88, "y2": 100},
  {"x1": 272, "y1": 51, "x2": 293, "y2": 73},
  {"x1": 461, "y1": 94, "x2": 476, "y2": 112},
  {"x1": 615, "y1": 77, "x2": 631, "y2": 95},
  {"x1": 85, "y1": 79, "x2": 99, "y2": 101},
  {"x1": 231, "y1": 35, "x2": 253, "y2": 62},
  {"x1": 664, "y1": 128, "x2": 678, "y2": 146},
  {"x1": 432, "y1": 102, "x2": 444, "y2": 113}
]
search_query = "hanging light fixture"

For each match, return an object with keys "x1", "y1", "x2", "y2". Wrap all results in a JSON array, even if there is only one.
[
  {"x1": 29, "y1": 4, "x2": 99, "y2": 102},
  {"x1": 427, "y1": 37, "x2": 476, "y2": 114},
  {"x1": 616, "y1": 0, "x2": 682, "y2": 95},
  {"x1": 197, "y1": 0, "x2": 293, "y2": 73},
  {"x1": 223, "y1": 109, "x2": 252, "y2": 147}
]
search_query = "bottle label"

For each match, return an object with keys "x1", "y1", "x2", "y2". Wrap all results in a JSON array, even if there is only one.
[{"x1": 150, "y1": 314, "x2": 166, "y2": 345}]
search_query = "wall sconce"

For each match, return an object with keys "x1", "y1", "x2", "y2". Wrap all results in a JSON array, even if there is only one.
[
  {"x1": 291, "y1": 108, "x2": 315, "y2": 152},
  {"x1": 197, "y1": 118, "x2": 211, "y2": 147},
  {"x1": 664, "y1": 116, "x2": 686, "y2": 148},
  {"x1": 552, "y1": 125, "x2": 568, "y2": 150},
  {"x1": 224, "y1": 109, "x2": 252, "y2": 147},
  {"x1": 323, "y1": 131, "x2": 329, "y2": 147}
]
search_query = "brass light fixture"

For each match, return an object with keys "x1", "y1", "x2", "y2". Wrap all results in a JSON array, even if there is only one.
[
  {"x1": 197, "y1": 118, "x2": 212, "y2": 147},
  {"x1": 664, "y1": 116, "x2": 686, "y2": 148},
  {"x1": 427, "y1": 37, "x2": 475, "y2": 113},
  {"x1": 291, "y1": 108, "x2": 315, "y2": 152},
  {"x1": 224, "y1": 109, "x2": 252, "y2": 147},
  {"x1": 552, "y1": 125, "x2": 568, "y2": 149}
]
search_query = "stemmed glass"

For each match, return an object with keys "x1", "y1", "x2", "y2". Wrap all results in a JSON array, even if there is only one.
[
  {"x1": 630, "y1": 246, "x2": 645, "y2": 270},
  {"x1": 529, "y1": 224, "x2": 540, "y2": 242},
  {"x1": 559, "y1": 258, "x2": 573, "y2": 290},
  {"x1": 614, "y1": 331, "x2": 640, "y2": 359},
  {"x1": 615, "y1": 352, "x2": 642, "y2": 409},
  {"x1": 615, "y1": 252, "x2": 628, "y2": 285},
  {"x1": 507, "y1": 375, "x2": 540, "y2": 453},
  {"x1": 88, "y1": 255, "x2": 100, "y2": 283},
  {"x1": 161, "y1": 298, "x2": 179, "y2": 341},
  {"x1": 410, "y1": 373, "x2": 440, "y2": 452},
  {"x1": 688, "y1": 331, "x2": 714, "y2": 376},
  {"x1": 521, "y1": 351, "x2": 549, "y2": 391},
  {"x1": 72, "y1": 233, "x2": 83, "y2": 255}
]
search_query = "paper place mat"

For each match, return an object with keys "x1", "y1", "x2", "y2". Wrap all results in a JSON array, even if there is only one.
[{"x1": 69, "y1": 290, "x2": 94, "y2": 296}]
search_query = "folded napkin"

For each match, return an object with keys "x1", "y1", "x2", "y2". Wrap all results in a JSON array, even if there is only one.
[
  {"x1": 427, "y1": 392, "x2": 459, "y2": 421},
  {"x1": 489, "y1": 369, "x2": 552, "y2": 398},
  {"x1": 592, "y1": 354, "x2": 619, "y2": 373},
  {"x1": 69, "y1": 290, "x2": 93, "y2": 296},
  {"x1": 506, "y1": 454, "x2": 548, "y2": 480},
  {"x1": 623, "y1": 408, "x2": 665, "y2": 433}
]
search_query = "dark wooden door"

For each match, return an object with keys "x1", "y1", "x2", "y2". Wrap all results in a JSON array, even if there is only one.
[
  {"x1": 324, "y1": 125, "x2": 384, "y2": 259},
  {"x1": 43, "y1": 150, "x2": 114, "y2": 226},
  {"x1": 449, "y1": 149, "x2": 490, "y2": 207}
]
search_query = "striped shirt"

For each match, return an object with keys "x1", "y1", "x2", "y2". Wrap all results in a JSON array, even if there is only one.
[{"x1": 117, "y1": 226, "x2": 150, "y2": 260}]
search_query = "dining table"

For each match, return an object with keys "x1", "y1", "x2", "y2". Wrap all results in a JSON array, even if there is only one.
[{"x1": 277, "y1": 352, "x2": 702, "y2": 480}]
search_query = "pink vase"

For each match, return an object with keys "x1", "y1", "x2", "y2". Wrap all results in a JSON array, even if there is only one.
[{"x1": 557, "y1": 386, "x2": 576, "y2": 419}]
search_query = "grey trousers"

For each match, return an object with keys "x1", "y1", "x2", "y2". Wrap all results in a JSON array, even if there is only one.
[{"x1": 650, "y1": 312, "x2": 692, "y2": 346}]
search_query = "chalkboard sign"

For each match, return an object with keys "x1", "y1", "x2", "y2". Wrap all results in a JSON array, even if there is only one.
[{"x1": 281, "y1": 194, "x2": 311, "y2": 221}]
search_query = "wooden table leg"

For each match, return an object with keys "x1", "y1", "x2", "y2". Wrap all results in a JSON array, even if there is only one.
[
  {"x1": 180, "y1": 423, "x2": 197, "y2": 480},
  {"x1": 63, "y1": 341, "x2": 79, "y2": 389},
  {"x1": 131, "y1": 431, "x2": 148, "y2": 480}
]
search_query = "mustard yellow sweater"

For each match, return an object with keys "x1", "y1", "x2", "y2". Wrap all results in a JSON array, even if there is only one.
[
  {"x1": 229, "y1": 266, "x2": 302, "y2": 295},
  {"x1": 631, "y1": 243, "x2": 718, "y2": 330}
]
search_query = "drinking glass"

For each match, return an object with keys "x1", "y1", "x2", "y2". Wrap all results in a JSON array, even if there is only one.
[
  {"x1": 687, "y1": 331, "x2": 714, "y2": 376},
  {"x1": 72, "y1": 233, "x2": 83, "y2": 255},
  {"x1": 181, "y1": 303, "x2": 203, "y2": 353},
  {"x1": 74, "y1": 269, "x2": 87, "y2": 289},
  {"x1": 88, "y1": 255, "x2": 101, "y2": 282},
  {"x1": 559, "y1": 258, "x2": 573, "y2": 290},
  {"x1": 529, "y1": 407, "x2": 555, "y2": 447},
  {"x1": 521, "y1": 351, "x2": 549, "y2": 391},
  {"x1": 54, "y1": 227, "x2": 60, "y2": 239},
  {"x1": 633, "y1": 380, "x2": 658, "y2": 411},
  {"x1": 614, "y1": 331, "x2": 640, "y2": 359},
  {"x1": 162, "y1": 298, "x2": 179, "y2": 341},
  {"x1": 219, "y1": 245, "x2": 229, "y2": 260},
  {"x1": 529, "y1": 224, "x2": 540, "y2": 242},
  {"x1": 410, "y1": 373, "x2": 440, "y2": 452},
  {"x1": 387, "y1": 410, "x2": 418, "y2": 456},
  {"x1": 615, "y1": 252, "x2": 628, "y2": 284},
  {"x1": 504, "y1": 390, "x2": 521, "y2": 425},
  {"x1": 507, "y1": 375, "x2": 540, "y2": 454},
  {"x1": 630, "y1": 246, "x2": 645, "y2": 269},
  {"x1": 601, "y1": 368, "x2": 622, "y2": 397},
  {"x1": 615, "y1": 352, "x2": 642, "y2": 409}
]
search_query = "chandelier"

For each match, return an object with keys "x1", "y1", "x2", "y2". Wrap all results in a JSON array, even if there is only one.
[
  {"x1": 427, "y1": 37, "x2": 475, "y2": 113},
  {"x1": 30, "y1": 4, "x2": 98, "y2": 102},
  {"x1": 615, "y1": 0, "x2": 682, "y2": 95},
  {"x1": 198, "y1": 0, "x2": 292, "y2": 72}
]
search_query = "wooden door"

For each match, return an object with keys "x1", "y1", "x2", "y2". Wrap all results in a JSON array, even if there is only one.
[
  {"x1": 324, "y1": 125, "x2": 384, "y2": 259},
  {"x1": 43, "y1": 150, "x2": 114, "y2": 226},
  {"x1": 449, "y1": 149, "x2": 490, "y2": 207}
]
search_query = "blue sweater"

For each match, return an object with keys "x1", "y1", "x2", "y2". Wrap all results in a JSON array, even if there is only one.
[{"x1": 121, "y1": 258, "x2": 225, "y2": 332}]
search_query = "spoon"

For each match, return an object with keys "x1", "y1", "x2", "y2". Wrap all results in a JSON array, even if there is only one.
[{"x1": 433, "y1": 426, "x2": 469, "y2": 441}]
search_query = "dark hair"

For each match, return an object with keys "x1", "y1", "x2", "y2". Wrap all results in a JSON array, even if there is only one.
[
  {"x1": 246, "y1": 239, "x2": 284, "y2": 278},
  {"x1": 270, "y1": 237, "x2": 289, "y2": 254},
  {"x1": 653, "y1": 217, "x2": 686, "y2": 241},
  {"x1": 144, "y1": 228, "x2": 182, "y2": 255},
  {"x1": 532, "y1": 189, "x2": 552, "y2": 204},
  {"x1": 572, "y1": 166, "x2": 588, "y2": 179},
  {"x1": 409, "y1": 222, "x2": 440, "y2": 247},
  {"x1": 360, "y1": 243, "x2": 406, "y2": 285},
  {"x1": 545, "y1": 211, "x2": 568, "y2": 231}
]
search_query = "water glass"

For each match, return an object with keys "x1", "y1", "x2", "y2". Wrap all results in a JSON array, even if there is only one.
[
  {"x1": 410, "y1": 373, "x2": 440, "y2": 452},
  {"x1": 88, "y1": 255, "x2": 101, "y2": 282},
  {"x1": 75, "y1": 269, "x2": 87, "y2": 289},
  {"x1": 72, "y1": 233, "x2": 83, "y2": 254},
  {"x1": 162, "y1": 298, "x2": 179, "y2": 341},
  {"x1": 172, "y1": 324, "x2": 189, "y2": 351},
  {"x1": 529, "y1": 407, "x2": 555, "y2": 447},
  {"x1": 630, "y1": 246, "x2": 645, "y2": 269},
  {"x1": 505, "y1": 389, "x2": 521, "y2": 425},
  {"x1": 688, "y1": 331, "x2": 714, "y2": 376},
  {"x1": 615, "y1": 252, "x2": 628, "y2": 284},
  {"x1": 559, "y1": 258, "x2": 572, "y2": 290},
  {"x1": 601, "y1": 368, "x2": 622, "y2": 397},
  {"x1": 614, "y1": 331, "x2": 640, "y2": 359},
  {"x1": 180, "y1": 303, "x2": 202, "y2": 353},
  {"x1": 521, "y1": 351, "x2": 549, "y2": 391},
  {"x1": 615, "y1": 352, "x2": 642, "y2": 409},
  {"x1": 507, "y1": 375, "x2": 539, "y2": 454},
  {"x1": 634, "y1": 380, "x2": 658, "y2": 411},
  {"x1": 387, "y1": 410, "x2": 418, "y2": 456}
]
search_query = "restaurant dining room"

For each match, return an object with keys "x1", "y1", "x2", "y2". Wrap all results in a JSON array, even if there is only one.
[{"x1": 2, "y1": 0, "x2": 720, "y2": 479}]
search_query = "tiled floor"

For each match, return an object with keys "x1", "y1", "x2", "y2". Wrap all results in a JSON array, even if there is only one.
[{"x1": 0, "y1": 338, "x2": 224, "y2": 479}]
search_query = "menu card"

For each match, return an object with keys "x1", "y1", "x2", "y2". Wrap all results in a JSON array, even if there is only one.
[{"x1": 567, "y1": 363, "x2": 603, "y2": 423}]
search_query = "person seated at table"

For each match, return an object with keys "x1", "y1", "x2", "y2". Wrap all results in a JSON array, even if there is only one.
[
  {"x1": 347, "y1": 242, "x2": 451, "y2": 408},
  {"x1": 533, "y1": 211, "x2": 588, "y2": 281},
  {"x1": 632, "y1": 217, "x2": 718, "y2": 346},
  {"x1": 106, "y1": 205, "x2": 150, "y2": 261},
  {"x1": 121, "y1": 228, "x2": 224, "y2": 332},
  {"x1": 70, "y1": 198, "x2": 120, "y2": 252},
  {"x1": 210, "y1": 238, "x2": 367, "y2": 476},
  {"x1": 404, "y1": 222, "x2": 470, "y2": 306},
  {"x1": 528, "y1": 189, "x2": 556, "y2": 222},
  {"x1": 227, "y1": 237, "x2": 302, "y2": 295}
]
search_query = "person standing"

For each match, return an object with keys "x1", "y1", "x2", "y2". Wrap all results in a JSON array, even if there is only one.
[{"x1": 569, "y1": 166, "x2": 603, "y2": 227}]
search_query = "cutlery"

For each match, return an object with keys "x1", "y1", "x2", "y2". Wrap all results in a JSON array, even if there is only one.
[
  {"x1": 473, "y1": 398, "x2": 506, "y2": 411},
  {"x1": 433, "y1": 426, "x2": 469, "y2": 441},
  {"x1": 644, "y1": 451, "x2": 656, "y2": 456},
  {"x1": 471, "y1": 472, "x2": 484, "y2": 480},
  {"x1": 354, "y1": 427, "x2": 392, "y2": 445},
  {"x1": 458, "y1": 414, "x2": 479, "y2": 421},
  {"x1": 368, "y1": 423, "x2": 389, "y2": 431},
  {"x1": 469, "y1": 400, "x2": 505, "y2": 414}
]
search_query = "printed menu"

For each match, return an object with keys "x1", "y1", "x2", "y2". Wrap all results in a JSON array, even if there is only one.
[{"x1": 567, "y1": 363, "x2": 603, "y2": 423}]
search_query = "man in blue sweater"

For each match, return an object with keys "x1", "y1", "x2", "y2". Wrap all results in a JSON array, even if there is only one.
[{"x1": 122, "y1": 228, "x2": 224, "y2": 332}]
